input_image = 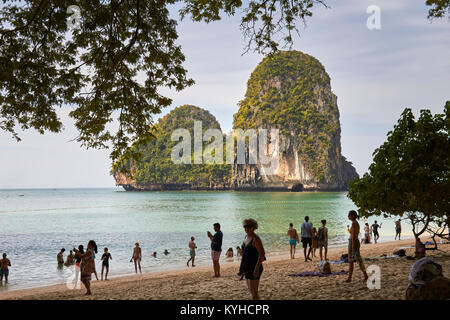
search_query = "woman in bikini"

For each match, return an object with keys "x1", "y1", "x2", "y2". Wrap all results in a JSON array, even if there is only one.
[
  {"x1": 130, "y1": 242, "x2": 142, "y2": 273},
  {"x1": 239, "y1": 218, "x2": 265, "y2": 300}
]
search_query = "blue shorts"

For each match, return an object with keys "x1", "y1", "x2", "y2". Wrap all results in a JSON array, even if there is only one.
[
  {"x1": 0, "y1": 269, "x2": 9, "y2": 277},
  {"x1": 289, "y1": 239, "x2": 297, "y2": 246}
]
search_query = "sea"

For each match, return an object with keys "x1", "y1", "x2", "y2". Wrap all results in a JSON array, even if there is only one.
[{"x1": 0, "y1": 188, "x2": 410, "y2": 291}]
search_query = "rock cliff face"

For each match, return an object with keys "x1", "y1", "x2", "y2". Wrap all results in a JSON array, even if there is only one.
[
  {"x1": 232, "y1": 51, "x2": 357, "y2": 191},
  {"x1": 112, "y1": 105, "x2": 231, "y2": 191}
]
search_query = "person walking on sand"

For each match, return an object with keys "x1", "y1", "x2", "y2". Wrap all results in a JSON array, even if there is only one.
[
  {"x1": 57, "y1": 248, "x2": 65, "y2": 267},
  {"x1": 187, "y1": 236, "x2": 197, "y2": 267},
  {"x1": 300, "y1": 216, "x2": 313, "y2": 262},
  {"x1": 345, "y1": 210, "x2": 368, "y2": 283},
  {"x1": 287, "y1": 223, "x2": 299, "y2": 259},
  {"x1": 101, "y1": 248, "x2": 112, "y2": 281},
  {"x1": 207, "y1": 223, "x2": 223, "y2": 277},
  {"x1": 395, "y1": 219, "x2": 402, "y2": 240},
  {"x1": 0, "y1": 253, "x2": 11, "y2": 284},
  {"x1": 311, "y1": 225, "x2": 319, "y2": 258},
  {"x1": 73, "y1": 240, "x2": 97, "y2": 295},
  {"x1": 239, "y1": 219, "x2": 265, "y2": 300},
  {"x1": 130, "y1": 242, "x2": 142, "y2": 273},
  {"x1": 371, "y1": 220, "x2": 381, "y2": 243},
  {"x1": 318, "y1": 220, "x2": 328, "y2": 261}
]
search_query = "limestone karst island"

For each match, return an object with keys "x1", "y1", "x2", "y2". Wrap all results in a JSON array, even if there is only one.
[{"x1": 113, "y1": 51, "x2": 358, "y2": 192}]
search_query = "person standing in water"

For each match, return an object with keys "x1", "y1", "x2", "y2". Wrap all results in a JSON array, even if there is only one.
[
  {"x1": 207, "y1": 223, "x2": 223, "y2": 277},
  {"x1": 345, "y1": 210, "x2": 368, "y2": 283},
  {"x1": 318, "y1": 220, "x2": 328, "y2": 261},
  {"x1": 239, "y1": 219, "x2": 265, "y2": 300},
  {"x1": 130, "y1": 242, "x2": 142, "y2": 273},
  {"x1": 371, "y1": 220, "x2": 381, "y2": 243},
  {"x1": 0, "y1": 253, "x2": 11, "y2": 284},
  {"x1": 101, "y1": 248, "x2": 112, "y2": 281},
  {"x1": 395, "y1": 219, "x2": 402, "y2": 240},
  {"x1": 57, "y1": 248, "x2": 65, "y2": 267},
  {"x1": 64, "y1": 250, "x2": 75, "y2": 266},
  {"x1": 287, "y1": 223, "x2": 298, "y2": 259},
  {"x1": 187, "y1": 236, "x2": 197, "y2": 267},
  {"x1": 73, "y1": 240, "x2": 97, "y2": 295}
]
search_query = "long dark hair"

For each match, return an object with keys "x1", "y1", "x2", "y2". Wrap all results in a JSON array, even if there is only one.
[{"x1": 88, "y1": 240, "x2": 98, "y2": 254}]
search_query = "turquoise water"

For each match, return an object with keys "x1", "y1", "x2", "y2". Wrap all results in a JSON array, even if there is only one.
[{"x1": 0, "y1": 188, "x2": 407, "y2": 291}]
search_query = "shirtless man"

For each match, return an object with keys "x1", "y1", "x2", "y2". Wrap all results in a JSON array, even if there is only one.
[
  {"x1": 395, "y1": 219, "x2": 402, "y2": 240},
  {"x1": 187, "y1": 236, "x2": 197, "y2": 267},
  {"x1": 345, "y1": 210, "x2": 368, "y2": 283},
  {"x1": 130, "y1": 242, "x2": 142, "y2": 273},
  {"x1": 0, "y1": 253, "x2": 11, "y2": 284},
  {"x1": 287, "y1": 223, "x2": 299, "y2": 259},
  {"x1": 57, "y1": 248, "x2": 65, "y2": 266}
]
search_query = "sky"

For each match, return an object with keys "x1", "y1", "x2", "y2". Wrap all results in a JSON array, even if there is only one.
[{"x1": 0, "y1": 0, "x2": 449, "y2": 188}]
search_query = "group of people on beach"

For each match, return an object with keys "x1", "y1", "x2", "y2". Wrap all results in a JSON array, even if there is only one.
[
  {"x1": 1, "y1": 213, "x2": 408, "y2": 299},
  {"x1": 287, "y1": 217, "x2": 329, "y2": 261}
]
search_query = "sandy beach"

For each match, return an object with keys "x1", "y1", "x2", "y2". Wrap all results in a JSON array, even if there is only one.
[{"x1": 1, "y1": 238, "x2": 449, "y2": 300}]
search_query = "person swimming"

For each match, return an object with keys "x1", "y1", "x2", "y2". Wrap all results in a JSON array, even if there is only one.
[{"x1": 164, "y1": 249, "x2": 169, "y2": 255}]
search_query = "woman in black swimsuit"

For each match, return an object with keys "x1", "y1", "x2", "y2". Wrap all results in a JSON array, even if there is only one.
[{"x1": 239, "y1": 218, "x2": 265, "y2": 300}]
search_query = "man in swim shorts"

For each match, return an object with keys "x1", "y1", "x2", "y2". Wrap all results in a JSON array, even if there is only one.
[
  {"x1": 101, "y1": 247, "x2": 112, "y2": 280},
  {"x1": 0, "y1": 253, "x2": 11, "y2": 284},
  {"x1": 300, "y1": 216, "x2": 313, "y2": 262},
  {"x1": 208, "y1": 223, "x2": 223, "y2": 277},
  {"x1": 187, "y1": 236, "x2": 197, "y2": 267},
  {"x1": 287, "y1": 223, "x2": 298, "y2": 259}
]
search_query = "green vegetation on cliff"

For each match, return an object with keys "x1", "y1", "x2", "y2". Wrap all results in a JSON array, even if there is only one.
[
  {"x1": 233, "y1": 51, "x2": 341, "y2": 182},
  {"x1": 113, "y1": 105, "x2": 231, "y2": 188}
]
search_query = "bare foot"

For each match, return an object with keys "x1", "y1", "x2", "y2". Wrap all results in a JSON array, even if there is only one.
[
  {"x1": 192, "y1": 265, "x2": 195, "y2": 267},
  {"x1": 345, "y1": 278, "x2": 352, "y2": 283}
]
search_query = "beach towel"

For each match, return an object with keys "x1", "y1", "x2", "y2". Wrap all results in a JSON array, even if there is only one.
[
  {"x1": 364, "y1": 255, "x2": 399, "y2": 261},
  {"x1": 288, "y1": 271, "x2": 347, "y2": 277},
  {"x1": 329, "y1": 260, "x2": 346, "y2": 264}
]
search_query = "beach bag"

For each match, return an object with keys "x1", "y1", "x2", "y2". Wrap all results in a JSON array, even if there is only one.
[{"x1": 393, "y1": 249, "x2": 406, "y2": 257}]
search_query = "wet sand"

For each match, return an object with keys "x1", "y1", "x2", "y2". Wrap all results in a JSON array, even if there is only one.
[{"x1": 1, "y1": 238, "x2": 449, "y2": 300}]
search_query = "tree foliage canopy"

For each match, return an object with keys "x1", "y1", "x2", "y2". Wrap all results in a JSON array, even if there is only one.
[
  {"x1": 348, "y1": 102, "x2": 450, "y2": 233},
  {"x1": 0, "y1": 0, "x2": 327, "y2": 161}
]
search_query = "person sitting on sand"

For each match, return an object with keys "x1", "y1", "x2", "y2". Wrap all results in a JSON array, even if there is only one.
[
  {"x1": 130, "y1": 242, "x2": 142, "y2": 273},
  {"x1": 226, "y1": 248, "x2": 234, "y2": 258},
  {"x1": 415, "y1": 238, "x2": 426, "y2": 259},
  {"x1": 239, "y1": 218, "x2": 265, "y2": 300},
  {"x1": 236, "y1": 246, "x2": 242, "y2": 257},
  {"x1": 64, "y1": 250, "x2": 75, "y2": 266},
  {"x1": 0, "y1": 253, "x2": 11, "y2": 284},
  {"x1": 101, "y1": 248, "x2": 112, "y2": 281},
  {"x1": 345, "y1": 210, "x2": 368, "y2": 283},
  {"x1": 318, "y1": 220, "x2": 328, "y2": 261},
  {"x1": 73, "y1": 240, "x2": 97, "y2": 295},
  {"x1": 187, "y1": 236, "x2": 197, "y2": 267},
  {"x1": 287, "y1": 223, "x2": 299, "y2": 259},
  {"x1": 57, "y1": 248, "x2": 65, "y2": 267},
  {"x1": 311, "y1": 226, "x2": 318, "y2": 258}
]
